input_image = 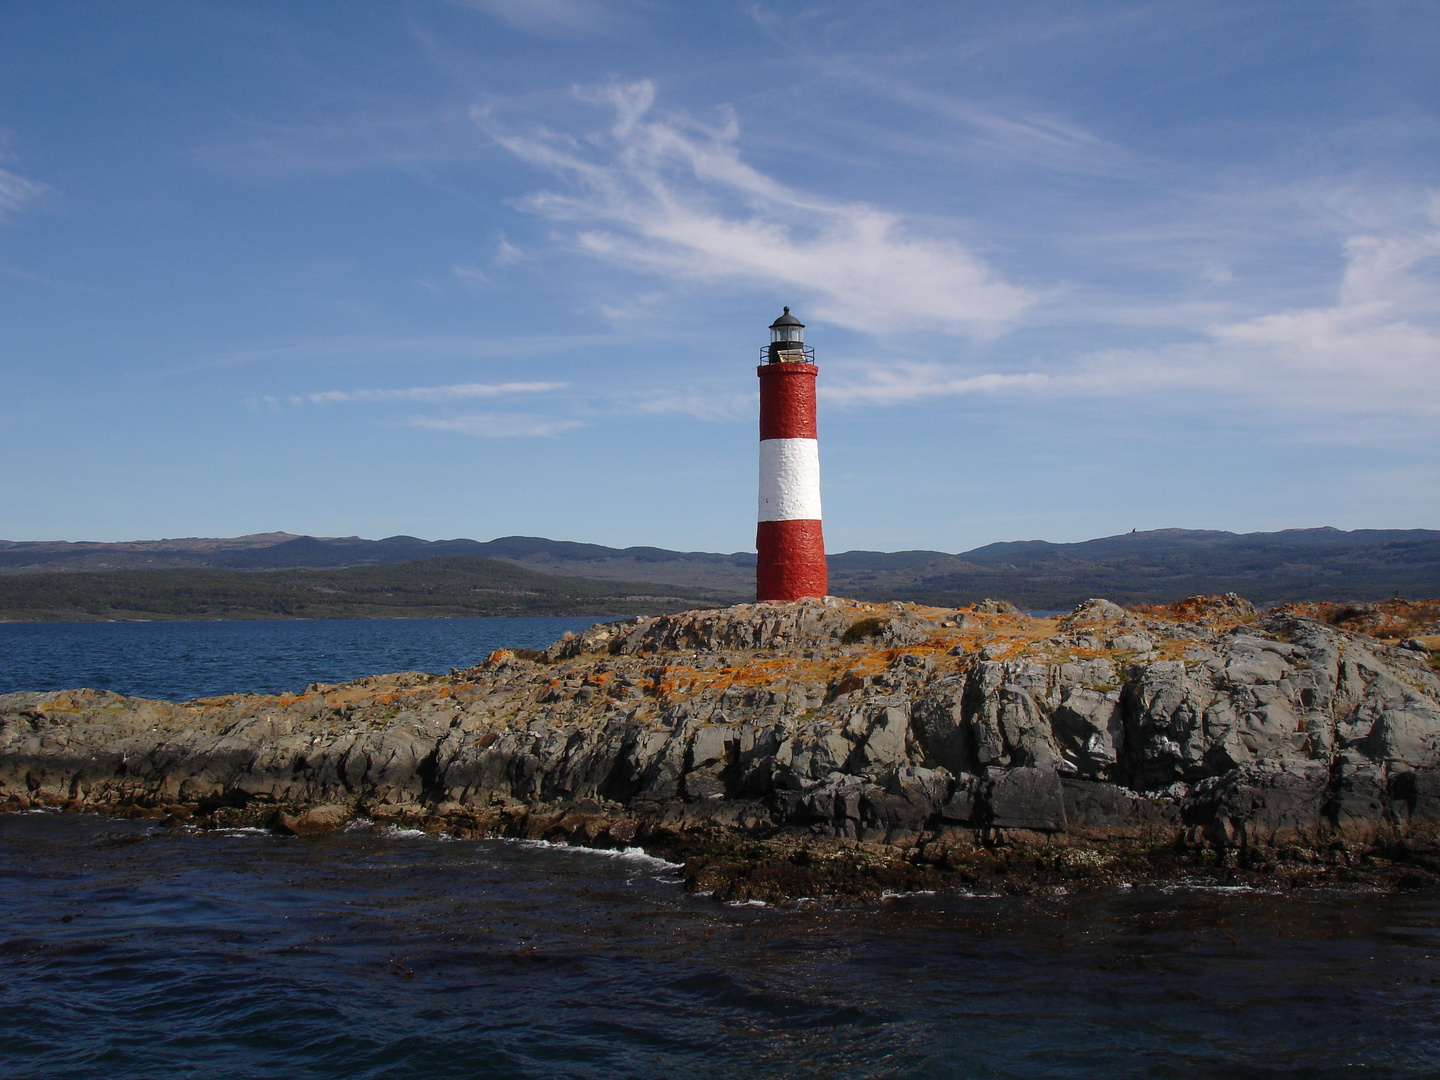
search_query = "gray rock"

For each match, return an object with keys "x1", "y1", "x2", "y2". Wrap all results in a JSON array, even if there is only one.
[
  {"x1": 986, "y1": 767, "x2": 1065, "y2": 831},
  {"x1": 1061, "y1": 779, "x2": 1178, "y2": 831},
  {"x1": 851, "y1": 704, "x2": 911, "y2": 774},
  {"x1": 1051, "y1": 685, "x2": 1122, "y2": 778},
  {"x1": 1123, "y1": 661, "x2": 1213, "y2": 786},
  {"x1": 1184, "y1": 762, "x2": 1330, "y2": 844},
  {"x1": 6, "y1": 598, "x2": 1440, "y2": 858},
  {"x1": 1327, "y1": 758, "x2": 1389, "y2": 835},
  {"x1": 911, "y1": 679, "x2": 974, "y2": 775},
  {"x1": 1389, "y1": 767, "x2": 1440, "y2": 823},
  {"x1": 939, "y1": 773, "x2": 984, "y2": 824},
  {"x1": 1107, "y1": 633, "x2": 1154, "y2": 653},
  {"x1": 1060, "y1": 599, "x2": 1127, "y2": 627}
]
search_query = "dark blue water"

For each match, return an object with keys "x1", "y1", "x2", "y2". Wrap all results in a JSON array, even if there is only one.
[
  {"x1": 2, "y1": 812, "x2": 1439, "y2": 1079},
  {"x1": 5, "y1": 622, "x2": 1440, "y2": 1076},
  {"x1": 0, "y1": 617, "x2": 610, "y2": 701}
]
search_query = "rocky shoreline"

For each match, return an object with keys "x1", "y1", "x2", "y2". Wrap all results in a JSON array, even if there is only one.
[{"x1": 4, "y1": 595, "x2": 1440, "y2": 903}]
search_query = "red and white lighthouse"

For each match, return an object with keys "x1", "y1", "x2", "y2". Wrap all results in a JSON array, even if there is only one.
[{"x1": 756, "y1": 307, "x2": 828, "y2": 602}]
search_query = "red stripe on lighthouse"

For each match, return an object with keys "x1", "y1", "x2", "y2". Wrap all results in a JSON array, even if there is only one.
[
  {"x1": 758, "y1": 362, "x2": 819, "y2": 440},
  {"x1": 756, "y1": 519, "x2": 827, "y2": 601}
]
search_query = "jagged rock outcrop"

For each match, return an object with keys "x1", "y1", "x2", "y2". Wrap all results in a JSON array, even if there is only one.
[{"x1": 3, "y1": 595, "x2": 1440, "y2": 895}]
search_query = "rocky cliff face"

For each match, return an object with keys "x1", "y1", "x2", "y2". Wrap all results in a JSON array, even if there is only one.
[{"x1": 4, "y1": 596, "x2": 1439, "y2": 899}]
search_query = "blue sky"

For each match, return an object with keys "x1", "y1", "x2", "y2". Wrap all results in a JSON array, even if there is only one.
[{"x1": 1, "y1": 1, "x2": 1437, "y2": 552}]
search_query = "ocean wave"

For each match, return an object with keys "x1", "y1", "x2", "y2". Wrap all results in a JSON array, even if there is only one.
[
  {"x1": 342, "y1": 819, "x2": 453, "y2": 841},
  {"x1": 500, "y1": 837, "x2": 684, "y2": 871}
]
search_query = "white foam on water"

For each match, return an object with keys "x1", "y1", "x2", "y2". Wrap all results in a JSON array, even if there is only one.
[
  {"x1": 155, "y1": 822, "x2": 264, "y2": 838},
  {"x1": 1160, "y1": 882, "x2": 1280, "y2": 896},
  {"x1": 378, "y1": 825, "x2": 429, "y2": 840},
  {"x1": 501, "y1": 837, "x2": 684, "y2": 871},
  {"x1": 341, "y1": 819, "x2": 453, "y2": 841},
  {"x1": 881, "y1": 889, "x2": 937, "y2": 900}
]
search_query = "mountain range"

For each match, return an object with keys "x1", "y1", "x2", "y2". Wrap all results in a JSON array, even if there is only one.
[{"x1": 3, "y1": 527, "x2": 1438, "y2": 611}]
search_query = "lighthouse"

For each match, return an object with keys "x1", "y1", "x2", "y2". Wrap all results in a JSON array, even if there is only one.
[{"x1": 756, "y1": 307, "x2": 828, "y2": 602}]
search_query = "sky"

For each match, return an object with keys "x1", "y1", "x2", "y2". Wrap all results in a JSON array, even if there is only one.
[{"x1": 1, "y1": 1, "x2": 1437, "y2": 553}]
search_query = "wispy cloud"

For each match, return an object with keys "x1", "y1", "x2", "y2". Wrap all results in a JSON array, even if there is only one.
[
  {"x1": 493, "y1": 237, "x2": 526, "y2": 265},
  {"x1": 820, "y1": 216, "x2": 1440, "y2": 435},
  {"x1": 194, "y1": 109, "x2": 486, "y2": 181},
  {"x1": 442, "y1": 0, "x2": 616, "y2": 37},
  {"x1": 0, "y1": 166, "x2": 47, "y2": 222},
  {"x1": 252, "y1": 380, "x2": 579, "y2": 437},
  {"x1": 182, "y1": 332, "x2": 609, "y2": 374},
  {"x1": 828, "y1": 67, "x2": 1141, "y2": 179},
  {"x1": 822, "y1": 366, "x2": 1049, "y2": 406},
  {"x1": 451, "y1": 265, "x2": 490, "y2": 287},
  {"x1": 406, "y1": 412, "x2": 581, "y2": 437},
  {"x1": 1118, "y1": 223, "x2": 1440, "y2": 422},
  {"x1": 481, "y1": 80, "x2": 1035, "y2": 337},
  {"x1": 291, "y1": 380, "x2": 566, "y2": 406},
  {"x1": 630, "y1": 387, "x2": 756, "y2": 422}
]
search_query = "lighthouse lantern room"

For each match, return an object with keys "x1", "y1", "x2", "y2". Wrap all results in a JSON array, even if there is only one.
[
  {"x1": 766, "y1": 306, "x2": 813, "y2": 361},
  {"x1": 756, "y1": 307, "x2": 827, "y2": 602}
]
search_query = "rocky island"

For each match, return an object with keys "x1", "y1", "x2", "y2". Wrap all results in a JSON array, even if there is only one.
[{"x1": 4, "y1": 595, "x2": 1439, "y2": 902}]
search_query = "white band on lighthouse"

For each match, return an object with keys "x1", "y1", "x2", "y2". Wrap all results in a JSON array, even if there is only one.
[{"x1": 758, "y1": 438, "x2": 822, "y2": 522}]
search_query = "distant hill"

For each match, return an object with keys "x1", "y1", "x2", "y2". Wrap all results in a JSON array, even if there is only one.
[
  {"x1": 0, "y1": 532, "x2": 756, "y2": 587},
  {"x1": 0, "y1": 557, "x2": 719, "y2": 622},
  {"x1": 0, "y1": 532, "x2": 304, "y2": 573},
  {"x1": 828, "y1": 527, "x2": 1440, "y2": 609},
  {"x1": 2, "y1": 527, "x2": 1437, "y2": 611}
]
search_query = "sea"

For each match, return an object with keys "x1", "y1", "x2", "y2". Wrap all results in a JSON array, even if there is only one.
[
  {"x1": 0, "y1": 616, "x2": 614, "y2": 703},
  {"x1": 2, "y1": 617, "x2": 1440, "y2": 1078}
]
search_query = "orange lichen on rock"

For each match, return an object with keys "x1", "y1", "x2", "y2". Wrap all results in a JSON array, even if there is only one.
[
  {"x1": 1273, "y1": 598, "x2": 1440, "y2": 643},
  {"x1": 1130, "y1": 593, "x2": 1258, "y2": 627}
]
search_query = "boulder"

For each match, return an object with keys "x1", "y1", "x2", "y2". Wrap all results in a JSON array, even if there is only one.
[
  {"x1": 277, "y1": 803, "x2": 353, "y2": 837},
  {"x1": 985, "y1": 767, "x2": 1066, "y2": 831},
  {"x1": 1060, "y1": 599, "x2": 1127, "y2": 628},
  {"x1": 1061, "y1": 779, "x2": 1177, "y2": 832},
  {"x1": 1051, "y1": 685, "x2": 1122, "y2": 778},
  {"x1": 1184, "y1": 762, "x2": 1330, "y2": 844}
]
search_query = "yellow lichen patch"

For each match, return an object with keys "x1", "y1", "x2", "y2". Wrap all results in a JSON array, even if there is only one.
[
  {"x1": 646, "y1": 654, "x2": 842, "y2": 707},
  {"x1": 1129, "y1": 595, "x2": 1257, "y2": 628},
  {"x1": 1153, "y1": 639, "x2": 1190, "y2": 662},
  {"x1": 1274, "y1": 598, "x2": 1440, "y2": 643},
  {"x1": 650, "y1": 666, "x2": 707, "y2": 702}
]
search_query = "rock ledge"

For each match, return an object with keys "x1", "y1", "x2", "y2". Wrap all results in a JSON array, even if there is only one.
[{"x1": 4, "y1": 594, "x2": 1440, "y2": 902}]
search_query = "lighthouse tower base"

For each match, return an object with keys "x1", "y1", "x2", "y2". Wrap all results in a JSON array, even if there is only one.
[{"x1": 756, "y1": 519, "x2": 827, "y2": 601}]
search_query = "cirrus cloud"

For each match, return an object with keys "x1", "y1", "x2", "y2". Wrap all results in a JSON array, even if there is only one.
[
  {"x1": 0, "y1": 165, "x2": 47, "y2": 222},
  {"x1": 291, "y1": 380, "x2": 566, "y2": 406},
  {"x1": 481, "y1": 80, "x2": 1035, "y2": 338},
  {"x1": 815, "y1": 215, "x2": 1440, "y2": 436},
  {"x1": 406, "y1": 412, "x2": 581, "y2": 438}
]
